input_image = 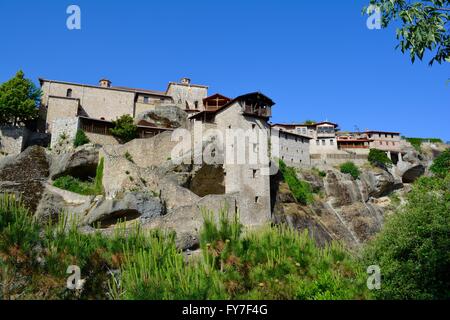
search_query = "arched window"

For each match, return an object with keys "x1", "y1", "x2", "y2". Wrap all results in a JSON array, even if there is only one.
[{"x1": 66, "y1": 89, "x2": 73, "y2": 98}]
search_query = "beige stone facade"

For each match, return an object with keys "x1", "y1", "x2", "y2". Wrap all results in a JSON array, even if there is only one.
[{"x1": 39, "y1": 77, "x2": 205, "y2": 134}]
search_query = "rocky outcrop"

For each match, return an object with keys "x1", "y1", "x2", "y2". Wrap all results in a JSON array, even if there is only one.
[
  {"x1": 35, "y1": 184, "x2": 94, "y2": 224},
  {"x1": 50, "y1": 145, "x2": 99, "y2": 180},
  {"x1": 83, "y1": 192, "x2": 163, "y2": 228},
  {"x1": 101, "y1": 131, "x2": 177, "y2": 169},
  {"x1": 0, "y1": 146, "x2": 50, "y2": 213},
  {"x1": 136, "y1": 105, "x2": 188, "y2": 129}
]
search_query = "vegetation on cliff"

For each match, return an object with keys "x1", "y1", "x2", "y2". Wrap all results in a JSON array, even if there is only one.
[
  {"x1": 279, "y1": 160, "x2": 314, "y2": 205},
  {"x1": 340, "y1": 162, "x2": 360, "y2": 180},
  {"x1": 52, "y1": 157, "x2": 104, "y2": 196},
  {"x1": 363, "y1": 151, "x2": 450, "y2": 299}
]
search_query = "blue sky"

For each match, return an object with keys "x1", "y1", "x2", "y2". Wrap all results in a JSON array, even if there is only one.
[{"x1": 0, "y1": 0, "x2": 449, "y2": 141}]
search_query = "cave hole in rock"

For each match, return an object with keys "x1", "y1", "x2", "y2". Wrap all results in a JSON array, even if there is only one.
[
  {"x1": 189, "y1": 164, "x2": 225, "y2": 197},
  {"x1": 94, "y1": 209, "x2": 141, "y2": 229},
  {"x1": 56, "y1": 163, "x2": 99, "y2": 182}
]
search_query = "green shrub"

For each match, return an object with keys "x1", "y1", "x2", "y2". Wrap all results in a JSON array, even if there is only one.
[
  {"x1": 340, "y1": 162, "x2": 360, "y2": 179},
  {"x1": 368, "y1": 149, "x2": 392, "y2": 169},
  {"x1": 430, "y1": 149, "x2": 450, "y2": 177},
  {"x1": 73, "y1": 130, "x2": 90, "y2": 147},
  {"x1": 363, "y1": 172, "x2": 450, "y2": 299},
  {"x1": 312, "y1": 167, "x2": 327, "y2": 178},
  {"x1": 279, "y1": 160, "x2": 314, "y2": 205},
  {"x1": 110, "y1": 115, "x2": 138, "y2": 143}
]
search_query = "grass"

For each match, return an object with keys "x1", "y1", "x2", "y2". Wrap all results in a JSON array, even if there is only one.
[
  {"x1": 0, "y1": 196, "x2": 369, "y2": 300},
  {"x1": 52, "y1": 157, "x2": 104, "y2": 196},
  {"x1": 279, "y1": 160, "x2": 314, "y2": 205}
]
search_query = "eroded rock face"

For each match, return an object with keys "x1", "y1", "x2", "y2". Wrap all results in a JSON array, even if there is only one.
[
  {"x1": 136, "y1": 105, "x2": 188, "y2": 129},
  {"x1": 35, "y1": 184, "x2": 94, "y2": 224},
  {"x1": 83, "y1": 192, "x2": 163, "y2": 227},
  {"x1": 0, "y1": 146, "x2": 50, "y2": 213},
  {"x1": 50, "y1": 145, "x2": 99, "y2": 180}
]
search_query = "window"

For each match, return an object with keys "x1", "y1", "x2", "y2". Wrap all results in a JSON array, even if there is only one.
[
  {"x1": 316, "y1": 140, "x2": 320, "y2": 146},
  {"x1": 252, "y1": 124, "x2": 256, "y2": 129},
  {"x1": 330, "y1": 139, "x2": 334, "y2": 145},
  {"x1": 255, "y1": 196, "x2": 259, "y2": 204},
  {"x1": 253, "y1": 169, "x2": 257, "y2": 178},
  {"x1": 66, "y1": 89, "x2": 72, "y2": 98},
  {"x1": 194, "y1": 101, "x2": 199, "y2": 109},
  {"x1": 322, "y1": 140, "x2": 326, "y2": 146},
  {"x1": 143, "y1": 96, "x2": 149, "y2": 104}
]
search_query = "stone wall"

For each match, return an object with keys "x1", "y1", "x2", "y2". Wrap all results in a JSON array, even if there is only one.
[
  {"x1": 275, "y1": 129, "x2": 311, "y2": 168},
  {"x1": 50, "y1": 117, "x2": 79, "y2": 152},
  {"x1": 41, "y1": 80, "x2": 135, "y2": 131},
  {"x1": 46, "y1": 96, "x2": 79, "y2": 132},
  {"x1": 310, "y1": 152, "x2": 369, "y2": 167},
  {"x1": 0, "y1": 126, "x2": 30, "y2": 156},
  {"x1": 166, "y1": 82, "x2": 208, "y2": 111},
  {"x1": 214, "y1": 101, "x2": 272, "y2": 227}
]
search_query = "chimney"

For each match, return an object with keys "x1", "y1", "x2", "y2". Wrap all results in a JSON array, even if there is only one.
[
  {"x1": 180, "y1": 77, "x2": 191, "y2": 85},
  {"x1": 99, "y1": 78, "x2": 111, "y2": 88}
]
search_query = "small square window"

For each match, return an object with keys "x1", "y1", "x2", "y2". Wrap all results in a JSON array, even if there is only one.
[{"x1": 143, "y1": 96, "x2": 149, "y2": 104}]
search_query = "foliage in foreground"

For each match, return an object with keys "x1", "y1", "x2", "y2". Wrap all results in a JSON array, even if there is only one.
[
  {"x1": 278, "y1": 160, "x2": 314, "y2": 205},
  {"x1": 340, "y1": 162, "x2": 360, "y2": 180},
  {"x1": 365, "y1": 0, "x2": 450, "y2": 65},
  {"x1": 0, "y1": 196, "x2": 369, "y2": 300},
  {"x1": 52, "y1": 158, "x2": 104, "y2": 196},
  {"x1": 363, "y1": 170, "x2": 450, "y2": 299}
]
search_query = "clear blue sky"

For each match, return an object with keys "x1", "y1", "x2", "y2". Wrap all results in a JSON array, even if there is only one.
[{"x1": 1, "y1": 0, "x2": 449, "y2": 141}]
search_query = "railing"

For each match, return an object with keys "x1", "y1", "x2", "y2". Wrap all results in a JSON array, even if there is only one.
[{"x1": 243, "y1": 105, "x2": 271, "y2": 117}]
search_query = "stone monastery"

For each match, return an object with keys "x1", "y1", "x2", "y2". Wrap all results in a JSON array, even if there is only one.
[{"x1": 0, "y1": 77, "x2": 414, "y2": 225}]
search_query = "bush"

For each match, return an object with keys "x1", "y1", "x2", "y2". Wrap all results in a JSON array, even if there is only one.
[
  {"x1": 110, "y1": 115, "x2": 138, "y2": 143},
  {"x1": 430, "y1": 149, "x2": 450, "y2": 177},
  {"x1": 363, "y1": 172, "x2": 450, "y2": 299},
  {"x1": 368, "y1": 149, "x2": 392, "y2": 169},
  {"x1": 279, "y1": 160, "x2": 314, "y2": 205},
  {"x1": 340, "y1": 162, "x2": 360, "y2": 179},
  {"x1": 73, "y1": 130, "x2": 90, "y2": 147}
]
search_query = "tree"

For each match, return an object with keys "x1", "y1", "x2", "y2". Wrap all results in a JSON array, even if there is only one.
[
  {"x1": 0, "y1": 70, "x2": 41, "y2": 126},
  {"x1": 109, "y1": 114, "x2": 138, "y2": 143},
  {"x1": 365, "y1": 0, "x2": 450, "y2": 65},
  {"x1": 363, "y1": 171, "x2": 450, "y2": 299},
  {"x1": 430, "y1": 148, "x2": 450, "y2": 176},
  {"x1": 304, "y1": 120, "x2": 317, "y2": 125}
]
